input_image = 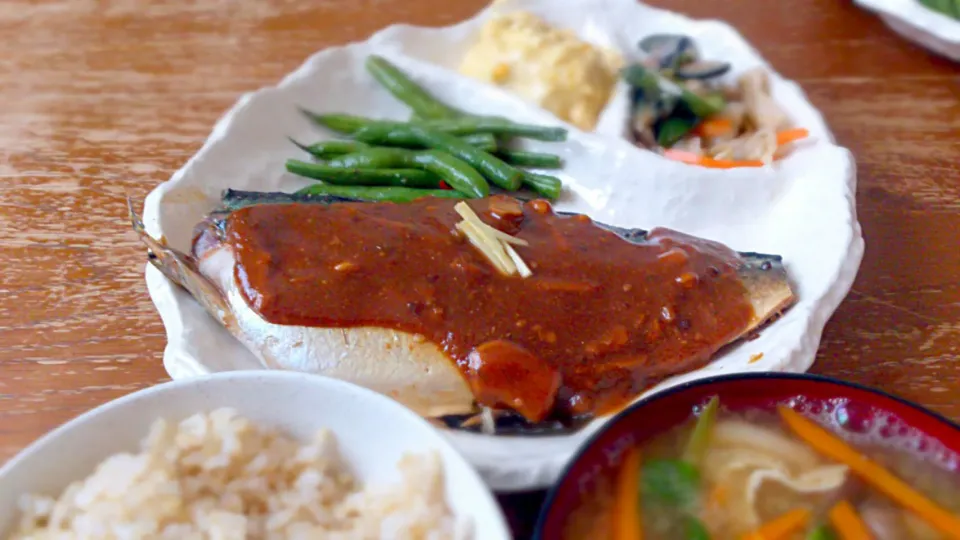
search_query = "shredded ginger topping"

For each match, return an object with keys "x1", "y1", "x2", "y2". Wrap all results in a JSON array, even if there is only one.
[{"x1": 454, "y1": 201, "x2": 532, "y2": 278}]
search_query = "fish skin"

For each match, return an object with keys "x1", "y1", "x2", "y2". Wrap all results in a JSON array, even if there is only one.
[
  {"x1": 132, "y1": 191, "x2": 796, "y2": 434},
  {"x1": 220, "y1": 189, "x2": 356, "y2": 211}
]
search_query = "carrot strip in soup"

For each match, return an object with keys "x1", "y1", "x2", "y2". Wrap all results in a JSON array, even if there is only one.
[
  {"x1": 828, "y1": 500, "x2": 873, "y2": 540},
  {"x1": 741, "y1": 508, "x2": 811, "y2": 540},
  {"x1": 612, "y1": 448, "x2": 643, "y2": 540},
  {"x1": 776, "y1": 128, "x2": 809, "y2": 146},
  {"x1": 707, "y1": 484, "x2": 728, "y2": 510},
  {"x1": 778, "y1": 406, "x2": 960, "y2": 539}
]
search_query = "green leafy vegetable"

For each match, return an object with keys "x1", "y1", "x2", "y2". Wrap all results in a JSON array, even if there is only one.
[
  {"x1": 680, "y1": 88, "x2": 725, "y2": 118},
  {"x1": 656, "y1": 117, "x2": 697, "y2": 147},
  {"x1": 684, "y1": 516, "x2": 712, "y2": 540},
  {"x1": 621, "y1": 64, "x2": 662, "y2": 98},
  {"x1": 642, "y1": 458, "x2": 700, "y2": 508},
  {"x1": 806, "y1": 524, "x2": 837, "y2": 540}
]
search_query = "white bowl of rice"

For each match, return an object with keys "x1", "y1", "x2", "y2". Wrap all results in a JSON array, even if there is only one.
[{"x1": 0, "y1": 371, "x2": 510, "y2": 540}]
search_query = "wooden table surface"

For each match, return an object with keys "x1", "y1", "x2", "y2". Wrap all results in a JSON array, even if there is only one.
[{"x1": 1, "y1": 0, "x2": 958, "y2": 537}]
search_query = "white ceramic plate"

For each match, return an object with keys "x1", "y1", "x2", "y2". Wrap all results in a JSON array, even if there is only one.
[
  {"x1": 856, "y1": 0, "x2": 960, "y2": 61},
  {"x1": 0, "y1": 372, "x2": 510, "y2": 539},
  {"x1": 141, "y1": 0, "x2": 863, "y2": 491}
]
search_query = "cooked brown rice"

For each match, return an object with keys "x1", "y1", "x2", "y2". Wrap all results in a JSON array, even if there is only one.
[{"x1": 9, "y1": 408, "x2": 458, "y2": 540}]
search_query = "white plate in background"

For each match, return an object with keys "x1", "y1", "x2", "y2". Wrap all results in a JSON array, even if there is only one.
[
  {"x1": 856, "y1": 0, "x2": 960, "y2": 61},
  {"x1": 141, "y1": 0, "x2": 863, "y2": 491}
]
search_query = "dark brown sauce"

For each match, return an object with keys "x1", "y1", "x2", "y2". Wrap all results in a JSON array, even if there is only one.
[{"x1": 216, "y1": 196, "x2": 755, "y2": 422}]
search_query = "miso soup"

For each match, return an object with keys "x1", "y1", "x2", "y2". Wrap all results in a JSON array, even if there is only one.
[{"x1": 563, "y1": 398, "x2": 960, "y2": 540}]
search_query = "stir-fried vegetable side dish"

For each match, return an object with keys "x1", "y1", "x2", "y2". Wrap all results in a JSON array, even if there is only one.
[
  {"x1": 288, "y1": 55, "x2": 568, "y2": 202},
  {"x1": 623, "y1": 34, "x2": 810, "y2": 169},
  {"x1": 565, "y1": 399, "x2": 960, "y2": 540}
]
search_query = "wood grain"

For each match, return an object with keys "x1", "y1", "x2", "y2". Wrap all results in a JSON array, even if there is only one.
[{"x1": 0, "y1": 0, "x2": 957, "y2": 538}]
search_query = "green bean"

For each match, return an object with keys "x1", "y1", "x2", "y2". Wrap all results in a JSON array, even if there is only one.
[
  {"x1": 353, "y1": 124, "x2": 522, "y2": 191},
  {"x1": 522, "y1": 173, "x2": 563, "y2": 200},
  {"x1": 407, "y1": 126, "x2": 522, "y2": 190},
  {"x1": 299, "y1": 109, "x2": 567, "y2": 142},
  {"x1": 288, "y1": 133, "x2": 496, "y2": 159},
  {"x1": 285, "y1": 159, "x2": 442, "y2": 188},
  {"x1": 359, "y1": 130, "x2": 498, "y2": 152},
  {"x1": 288, "y1": 138, "x2": 371, "y2": 159},
  {"x1": 295, "y1": 183, "x2": 464, "y2": 203},
  {"x1": 299, "y1": 110, "x2": 372, "y2": 134},
  {"x1": 325, "y1": 148, "x2": 406, "y2": 169},
  {"x1": 496, "y1": 150, "x2": 563, "y2": 169},
  {"x1": 415, "y1": 117, "x2": 568, "y2": 142},
  {"x1": 365, "y1": 55, "x2": 462, "y2": 119},
  {"x1": 459, "y1": 133, "x2": 498, "y2": 152},
  {"x1": 361, "y1": 129, "x2": 432, "y2": 150},
  {"x1": 326, "y1": 147, "x2": 489, "y2": 198}
]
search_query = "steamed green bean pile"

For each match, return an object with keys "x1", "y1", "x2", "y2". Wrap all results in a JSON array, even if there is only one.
[{"x1": 286, "y1": 55, "x2": 568, "y2": 203}]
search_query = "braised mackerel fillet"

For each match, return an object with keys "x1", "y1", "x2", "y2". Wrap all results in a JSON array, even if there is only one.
[{"x1": 133, "y1": 192, "x2": 795, "y2": 432}]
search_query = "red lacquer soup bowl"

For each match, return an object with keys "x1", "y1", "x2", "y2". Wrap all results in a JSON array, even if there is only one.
[{"x1": 533, "y1": 373, "x2": 960, "y2": 539}]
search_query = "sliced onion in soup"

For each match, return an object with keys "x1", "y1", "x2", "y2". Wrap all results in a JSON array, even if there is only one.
[
  {"x1": 710, "y1": 419, "x2": 822, "y2": 470},
  {"x1": 745, "y1": 465, "x2": 849, "y2": 519}
]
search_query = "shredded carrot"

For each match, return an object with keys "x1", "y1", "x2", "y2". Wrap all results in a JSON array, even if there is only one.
[
  {"x1": 663, "y1": 149, "x2": 765, "y2": 169},
  {"x1": 741, "y1": 508, "x2": 811, "y2": 540},
  {"x1": 662, "y1": 149, "x2": 701, "y2": 164},
  {"x1": 612, "y1": 448, "x2": 643, "y2": 540},
  {"x1": 828, "y1": 500, "x2": 874, "y2": 540},
  {"x1": 695, "y1": 117, "x2": 734, "y2": 137},
  {"x1": 776, "y1": 128, "x2": 809, "y2": 146},
  {"x1": 699, "y1": 156, "x2": 765, "y2": 169},
  {"x1": 778, "y1": 406, "x2": 960, "y2": 539}
]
